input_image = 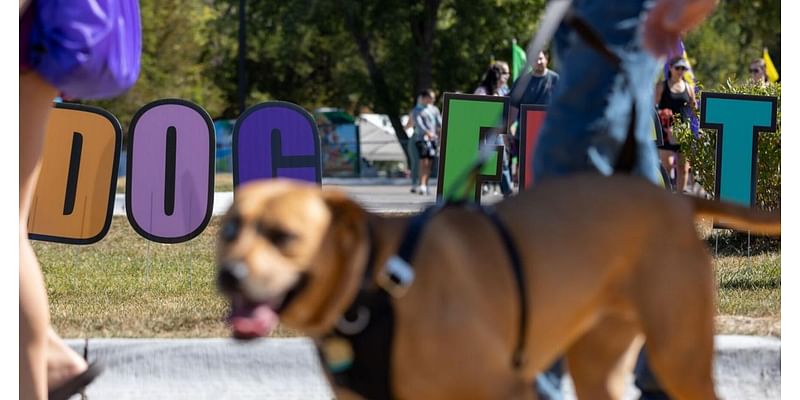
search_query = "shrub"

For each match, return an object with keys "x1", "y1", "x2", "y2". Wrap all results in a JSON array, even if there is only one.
[{"x1": 672, "y1": 81, "x2": 780, "y2": 211}]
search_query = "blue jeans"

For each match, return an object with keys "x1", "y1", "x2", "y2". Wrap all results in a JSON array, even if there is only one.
[
  {"x1": 531, "y1": 0, "x2": 668, "y2": 399},
  {"x1": 533, "y1": 0, "x2": 661, "y2": 183}
]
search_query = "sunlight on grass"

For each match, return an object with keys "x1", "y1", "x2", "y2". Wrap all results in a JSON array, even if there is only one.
[{"x1": 36, "y1": 217, "x2": 780, "y2": 338}]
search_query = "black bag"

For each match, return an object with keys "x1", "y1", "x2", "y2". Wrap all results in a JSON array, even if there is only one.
[{"x1": 415, "y1": 139, "x2": 437, "y2": 158}]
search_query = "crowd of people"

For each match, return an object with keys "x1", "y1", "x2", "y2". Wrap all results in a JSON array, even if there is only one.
[{"x1": 405, "y1": 47, "x2": 776, "y2": 198}]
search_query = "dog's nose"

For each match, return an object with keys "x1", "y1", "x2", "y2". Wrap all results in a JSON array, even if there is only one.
[{"x1": 217, "y1": 261, "x2": 249, "y2": 293}]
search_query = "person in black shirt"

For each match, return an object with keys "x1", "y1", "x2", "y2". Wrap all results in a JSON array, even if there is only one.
[{"x1": 654, "y1": 56, "x2": 697, "y2": 193}]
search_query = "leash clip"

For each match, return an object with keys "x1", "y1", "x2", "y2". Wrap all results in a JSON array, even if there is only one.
[{"x1": 376, "y1": 256, "x2": 415, "y2": 298}]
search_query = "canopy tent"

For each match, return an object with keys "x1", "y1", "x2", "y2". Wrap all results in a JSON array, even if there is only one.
[{"x1": 356, "y1": 113, "x2": 410, "y2": 163}]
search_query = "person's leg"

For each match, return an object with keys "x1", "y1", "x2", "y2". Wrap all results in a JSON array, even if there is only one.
[
  {"x1": 657, "y1": 149, "x2": 673, "y2": 185},
  {"x1": 676, "y1": 152, "x2": 690, "y2": 192},
  {"x1": 534, "y1": 359, "x2": 564, "y2": 400},
  {"x1": 533, "y1": 0, "x2": 661, "y2": 184},
  {"x1": 407, "y1": 139, "x2": 420, "y2": 191},
  {"x1": 531, "y1": 1, "x2": 665, "y2": 398},
  {"x1": 634, "y1": 349, "x2": 671, "y2": 400},
  {"x1": 20, "y1": 71, "x2": 88, "y2": 399},
  {"x1": 419, "y1": 158, "x2": 431, "y2": 194},
  {"x1": 20, "y1": 71, "x2": 58, "y2": 400}
]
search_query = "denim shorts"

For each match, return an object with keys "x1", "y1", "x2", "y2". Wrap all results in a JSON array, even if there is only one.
[{"x1": 532, "y1": 0, "x2": 661, "y2": 184}]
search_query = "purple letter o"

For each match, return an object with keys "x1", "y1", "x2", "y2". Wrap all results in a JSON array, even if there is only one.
[{"x1": 126, "y1": 99, "x2": 215, "y2": 243}]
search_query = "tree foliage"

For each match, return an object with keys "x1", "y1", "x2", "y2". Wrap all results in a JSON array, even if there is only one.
[
  {"x1": 683, "y1": 0, "x2": 780, "y2": 88},
  {"x1": 86, "y1": 0, "x2": 226, "y2": 130},
  {"x1": 81, "y1": 0, "x2": 779, "y2": 150}
]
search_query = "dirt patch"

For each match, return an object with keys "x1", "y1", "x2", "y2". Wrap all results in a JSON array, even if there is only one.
[{"x1": 715, "y1": 315, "x2": 780, "y2": 337}]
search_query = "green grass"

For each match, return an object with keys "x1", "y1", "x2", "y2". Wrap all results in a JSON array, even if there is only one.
[
  {"x1": 35, "y1": 218, "x2": 780, "y2": 338},
  {"x1": 115, "y1": 173, "x2": 235, "y2": 194}
]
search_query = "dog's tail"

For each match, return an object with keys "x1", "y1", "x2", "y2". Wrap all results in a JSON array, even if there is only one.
[{"x1": 690, "y1": 197, "x2": 780, "y2": 236}]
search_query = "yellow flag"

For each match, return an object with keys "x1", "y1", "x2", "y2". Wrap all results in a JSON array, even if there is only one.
[{"x1": 763, "y1": 48, "x2": 780, "y2": 83}]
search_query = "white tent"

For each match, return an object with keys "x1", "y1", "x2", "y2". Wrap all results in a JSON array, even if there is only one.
[{"x1": 356, "y1": 113, "x2": 411, "y2": 163}]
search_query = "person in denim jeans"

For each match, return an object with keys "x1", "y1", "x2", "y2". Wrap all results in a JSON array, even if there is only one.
[{"x1": 529, "y1": 0, "x2": 717, "y2": 398}]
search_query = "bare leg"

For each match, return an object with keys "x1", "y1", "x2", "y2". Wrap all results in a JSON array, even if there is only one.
[
  {"x1": 676, "y1": 153, "x2": 690, "y2": 193},
  {"x1": 658, "y1": 150, "x2": 673, "y2": 187},
  {"x1": 20, "y1": 72, "x2": 87, "y2": 399},
  {"x1": 46, "y1": 328, "x2": 88, "y2": 389},
  {"x1": 420, "y1": 158, "x2": 432, "y2": 193}
]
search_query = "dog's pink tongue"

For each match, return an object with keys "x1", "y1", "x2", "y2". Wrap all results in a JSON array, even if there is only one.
[{"x1": 230, "y1": 303, "x2": 279, "y2": 339}]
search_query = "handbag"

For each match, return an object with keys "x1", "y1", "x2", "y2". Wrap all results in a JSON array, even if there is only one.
[{"x1": 23, "y1": 0, "x2": 142, "y2": 100}]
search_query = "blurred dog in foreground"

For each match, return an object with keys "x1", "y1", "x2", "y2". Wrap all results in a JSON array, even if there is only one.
[{"x1": 217, "y1": 174, "x2": 779, "y2": 399}]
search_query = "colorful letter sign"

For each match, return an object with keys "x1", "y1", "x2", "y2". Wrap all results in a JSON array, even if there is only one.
[
  {"x1": 700, "y1": 93, "x2": 778, "y2": 207},
  {"x1": 126, "y1": 99, "x2": 215, "y2": 243},
  {"x1": 233, "y1": 101, "x2": 322, "y2": 187},
  {"x1": 517, "y1": 105, "x2": 547, "y2": 190},
  {"x1": 437, "y1": 93, "x2": 508, "y2": 202},
  {"x1": 28, "y1": 103, "x2": 122, "y2": 244}
]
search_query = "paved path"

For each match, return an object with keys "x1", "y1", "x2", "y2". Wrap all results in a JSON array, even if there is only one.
[
  {"x1": 98, "y1": 178, "x2": 778, "y2": 399},
  {"x1": 69, "y1": 336, "x2": 779, "y2": 400},
  {"x1": 111, "y1": 178, "x2": 511, "y2": 216}
]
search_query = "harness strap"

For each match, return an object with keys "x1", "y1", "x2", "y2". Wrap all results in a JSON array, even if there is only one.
[{"x1": 482, "y1": 206, "x2": 529, "y2": 368}]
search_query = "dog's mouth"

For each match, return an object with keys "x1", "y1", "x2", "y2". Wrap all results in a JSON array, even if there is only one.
[{"x1": 226, "y1": 293, "x2": 281, "y2": 340}]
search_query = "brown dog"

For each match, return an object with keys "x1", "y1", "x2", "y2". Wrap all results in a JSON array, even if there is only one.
[{"x1": 216, "y1": 174, "x2": 779, "y2": 400}]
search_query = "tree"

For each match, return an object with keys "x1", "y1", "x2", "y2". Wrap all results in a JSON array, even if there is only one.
[
  {"x1": 209, "y1": 0, "x2": 547, "y2": 162},
  {"x1": 683, "y1": 0, "x2": 780, "y2": 87},
  {"x1": 87, "y1": 0, "x2": 226, "y2": 132}
]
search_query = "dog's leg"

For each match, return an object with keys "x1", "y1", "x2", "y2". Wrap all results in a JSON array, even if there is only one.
[
  {"x1": 565, "y1": 315, "x2": 643, "y2": 400},
  {"x1": 635, "y1": 244, "x2": 717, "y2": 400}
]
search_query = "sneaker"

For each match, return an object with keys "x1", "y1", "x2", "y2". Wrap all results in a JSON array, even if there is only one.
[
  {"x1": 410, "y1": 186, "x2": 418, "y2": 193},
  {"x1": 419, "y1": 185, "x2": 429, "y2": 195}
]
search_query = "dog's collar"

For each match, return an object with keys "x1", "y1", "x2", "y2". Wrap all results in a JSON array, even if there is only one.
[{"x1": 317, "y1": 207, "x2": 441, "y2": 400}]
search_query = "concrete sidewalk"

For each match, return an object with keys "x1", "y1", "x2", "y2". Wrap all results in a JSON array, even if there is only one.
[
  {"x1": 111, "y1": 178, "x2": 475, "y2": 216},
  {"x1": 68, "y1": 335, "x2": 779, "y2": 400},
  {"x1": 100, "y1": 179, "x2": 778, "y2": 399}
]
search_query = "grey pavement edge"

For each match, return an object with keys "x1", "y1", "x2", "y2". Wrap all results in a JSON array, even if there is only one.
[
  {"x1": 112, "y1": 178, "x2": 462, "y2": 217},
  {"x1": 65, "y1": 335, "x2": 778, "y2": 400}
]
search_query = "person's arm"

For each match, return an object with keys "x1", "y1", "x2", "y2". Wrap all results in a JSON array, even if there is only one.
[
  {"x1": 686, "y1": 83, "x2": 698, "y2": 115},
  {"x1": 403, "y1": 111, "x2": 415, "y2": 130},
  {"x1": 654, "y1": 81, "x2": 664, "y2": 107},
  {"x1": 643, "y1": 0, "x2": 719, "y2": 56},
  {"x1": 507, "y1": 106, "x2": 519, "y2": 135}
]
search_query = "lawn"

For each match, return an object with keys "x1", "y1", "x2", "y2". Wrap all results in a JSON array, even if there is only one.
[
  {"x1": 36, "y1": 217, "x2": 780, "y2": 338},
  {"x1": 115, "y1": 173, "x2": 236, "y2": 194}
]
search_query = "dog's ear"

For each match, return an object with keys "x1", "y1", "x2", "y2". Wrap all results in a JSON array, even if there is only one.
[{"x1": 320, "y1": 189, "x2": 368, "y2": 249}]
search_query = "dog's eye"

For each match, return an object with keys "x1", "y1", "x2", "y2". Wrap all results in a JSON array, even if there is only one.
[
  {"x1": 258, "y1": 226, "x2": 297, "y2": 248},
  {"x1": 220, "y1": 217, "x2": 240, "y2": 243}
]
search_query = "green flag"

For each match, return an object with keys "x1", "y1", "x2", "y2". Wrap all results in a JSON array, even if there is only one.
[{"x1": 512, "y1": 39, "x2": 527, "y2": 82}]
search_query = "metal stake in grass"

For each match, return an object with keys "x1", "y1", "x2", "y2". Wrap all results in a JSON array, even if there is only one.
[
  {"x1": 146, "y1": 191, "x2": 154, "y2": 283},
  {"x1": 188, "y1": 194, "x2": 194, "y2": 289}
]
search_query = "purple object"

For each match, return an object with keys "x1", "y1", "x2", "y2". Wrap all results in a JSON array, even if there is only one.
[
  {"x1": 126, "y1": 100, "x2": 215, "y2": 244},
  {"x1": 233, "y1": 102, "x2": 322, "y2": 187},
  {"x1": 23, "y1": 0, "x2": 142, "y2": 100}
]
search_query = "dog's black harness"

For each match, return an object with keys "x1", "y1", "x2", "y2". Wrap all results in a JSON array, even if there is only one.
[{"x1": 316, "y1": 202, "x2": 528, "y2": 400}]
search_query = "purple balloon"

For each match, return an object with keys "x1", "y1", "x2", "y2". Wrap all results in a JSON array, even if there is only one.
[
  {"x1": 126, "y1": 99, "x2": 214, "y2": 243},
  {"x1": 233, "y1": 101, "x2": 321, "y2": 187}
]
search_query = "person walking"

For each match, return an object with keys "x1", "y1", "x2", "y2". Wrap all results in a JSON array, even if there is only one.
[
  {"x1": 524, "y1": 0, "x2": 717, "y2": 398},
  {"x1": 20, "y1": 1, "x2": 141, "y2": 398},
  {"x1": 411, "y1": 89, "x2": 442, "y2": 195},
  {"x1": 475, "y1": 61, "x2": 515, "y2": 197},
  {"x1": 655, "y1": 56, "x2": 698, "y2": 193}
]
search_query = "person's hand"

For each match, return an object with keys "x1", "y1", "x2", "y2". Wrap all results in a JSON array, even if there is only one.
[{"x1": 643, "y1": 0, "x2": 718, "y2": 56}]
